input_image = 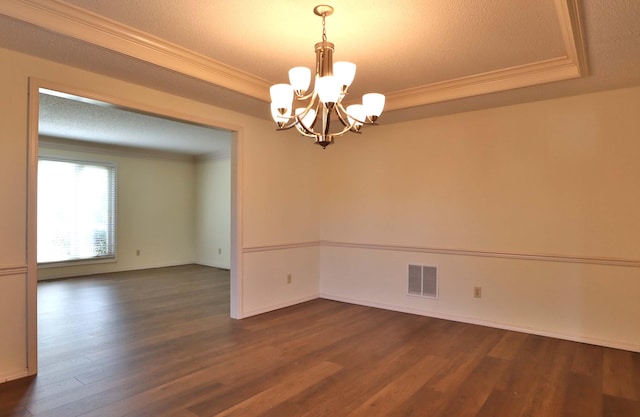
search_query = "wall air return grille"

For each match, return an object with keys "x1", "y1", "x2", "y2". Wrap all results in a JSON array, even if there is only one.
[{"x1": 408, "y1": 264, "x2": 438, "y2": 299}]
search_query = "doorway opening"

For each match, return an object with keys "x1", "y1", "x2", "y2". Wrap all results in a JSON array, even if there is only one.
[{"x1": 26, "y1": 80, "x2": 242, "y2": 376}]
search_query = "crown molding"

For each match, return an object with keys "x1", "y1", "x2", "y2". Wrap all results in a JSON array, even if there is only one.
[
  {"x1": 0, "y1": 0, "x2": 271, "y2": 101},
  {"x1": 384, "y1": 57, "x2": 580, "y2": 111},
  {"x1": 1, "y1": 0, "x2": 587, "y2": 112},
  {"x1": 385, "y1": 0, "x2": 587, "y2": 111},
  {"x1": 555, "y1": 0, "x2": 588, "y2": 76}
]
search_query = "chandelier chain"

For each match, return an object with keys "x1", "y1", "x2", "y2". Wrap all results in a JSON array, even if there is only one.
[{"x1": 322, "y1": 14, "x2": 327, "y2": 42}]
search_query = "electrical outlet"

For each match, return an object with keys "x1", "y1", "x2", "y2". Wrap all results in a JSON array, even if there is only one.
[
  {"x1": 287, "y1": 274, "x2": 292, "y2": 284},
  {"x1": 136, "y1": 249, "x2": 140, "y2": 256},
  {"x1": 218, "y1": 248, "x2": 222, "y2": 254},
  {"x1": 474, "y1": 286, "x2": 482, "y2": 299}
]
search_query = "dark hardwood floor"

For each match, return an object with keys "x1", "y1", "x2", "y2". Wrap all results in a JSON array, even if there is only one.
[{"x1": 1, "y1": 264, "x2": 639, "y2": 416}]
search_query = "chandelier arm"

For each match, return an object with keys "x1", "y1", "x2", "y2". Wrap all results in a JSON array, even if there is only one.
[
  {"x1": 307, "y1": 118, "x2": 356, "y2": 138},
  {"x1": 296, "y1": 107, "x2": 359, "y2": 139},
  {"x1": 335, "y1": 122, "x2": 361, "y2": 136},
  {"x1": 336, "y1": 102, "x2": 370, "y2": 125},
  {"x1": 295, "y1": 123, "x2": 319, "y2": 138},
  {"x1": 334, "y1": 103, "x2": 352, "y2": 128},
  {"x1": 276, "y1": 116, "x2": 304, "y2": 130},
  {"x1": 273, "y1": 94, "x2": 320, "y2": 130},
  {"x1": 309, "y1": 106, "x2": 321, "y2": 131},
  {"x1": 295, "y1": 90, "x2": 315, "y2": 101},
  {"x1": 296, "y1": 101, "x2": 323, "y2": 137},
  {"x1": 297, "y1": 93, "x2": 321, "y2": 120},
  {"x1": 275, "y1": 123, "x2": 298, "y2": 131},
  {"x1": 301, "y1": 113, "x2": 319, "y2": 136}
]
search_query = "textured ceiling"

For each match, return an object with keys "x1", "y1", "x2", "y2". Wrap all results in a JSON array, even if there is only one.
[
  {"x1": 39, "y1": 91, "x2": 232, "y2": 156},
  {"x1": 56, "y1": 0, "x2": 567, "y2": 94},
  {"x1": 1, "y1": 0, "x2": 640, "y2": 153}
]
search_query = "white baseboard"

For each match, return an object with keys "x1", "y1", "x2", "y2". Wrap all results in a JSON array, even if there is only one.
[
  {"x1": 241, "y1": 295, "x2": 319, "y2": 319},
  {"x1": 1, "y1": 369, "x2": 30, "y2": 383},
  {"x1": 194, "y1": 261, "x2": 230, "y2": 270},
  {"x1": 320, "y1": 293, "x2": 640, "y2": 353},
  {"x1": 37, "y1": 262, "x2": 202, "y2": 281}
]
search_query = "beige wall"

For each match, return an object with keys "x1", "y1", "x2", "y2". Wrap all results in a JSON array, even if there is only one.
[
  {"x1": 39, "y1": 142, "x2": 236, "y2": 277},
  {"x1": 319, "y1": 88, "x2": 640, "y2": 257},
  {"x1": 0, "y1": 47, "x2": 31, "y2": 382},
  {"x1": 37, "y1": 142, "x2": 198, "y2": 279},
  {"x1": 195, "y1": 156, "x2": 231, "y2": 269},
  {"x1": 239, "y1": 116, "x2": 322, "y2": 316},
  {"x1": 319, "y1": 86, "x2": 640, "y2": 351},
  {"x1": 0, "y1": 274, "x2": 26, "y2": 383}
]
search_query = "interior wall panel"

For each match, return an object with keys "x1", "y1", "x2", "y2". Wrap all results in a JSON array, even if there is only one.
[
  {"x1": 195, "y1": 156, "x2": 232, "y2": 269},
  {"x1": 0, "y1": 272, "x2": 28, "y2": 382},
  {"x1": 320, "y1": 245, "x2": 640, "y2": 352},
  {"x1": 318, "y1": 86, "x2": 640, "y2": 351},
  {"x1": 242, "y1": 246, "x2": 320, "y2": 317},
  {"x1": 319, "y1": 87, "x2": 640, "y2": 261}
]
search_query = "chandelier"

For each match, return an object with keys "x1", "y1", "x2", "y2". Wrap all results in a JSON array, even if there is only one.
[{"x1": 269, "y1": 4, "x2": 385, "y2": 148}]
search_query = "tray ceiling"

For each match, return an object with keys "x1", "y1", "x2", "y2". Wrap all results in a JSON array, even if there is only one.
[{"x1": 1, "y1": 0, "x2": 640, "y2": 153}]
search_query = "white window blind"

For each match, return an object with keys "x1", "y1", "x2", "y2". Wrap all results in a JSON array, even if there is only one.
[{"x1": 37, "y1": 158, "x2": 116, "y2": 263}]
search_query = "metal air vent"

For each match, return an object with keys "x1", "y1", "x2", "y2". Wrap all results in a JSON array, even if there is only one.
[{"x1": 408, "y1": 264, "x2": 438, "y2": 299}]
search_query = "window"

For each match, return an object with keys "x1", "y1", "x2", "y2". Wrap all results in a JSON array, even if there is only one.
[{"x1": 38, "y1": 157, "x2": 116, "y2": 264}]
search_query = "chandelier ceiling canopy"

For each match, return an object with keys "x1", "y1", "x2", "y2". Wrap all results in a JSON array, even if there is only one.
[{"x1": 269, "y1": 4, "x2": 385, "y2": 148}]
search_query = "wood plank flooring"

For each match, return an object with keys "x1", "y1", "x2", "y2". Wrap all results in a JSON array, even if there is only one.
[{"x1": 1, "y1": 264, "x2": 639, "y2": 416}]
